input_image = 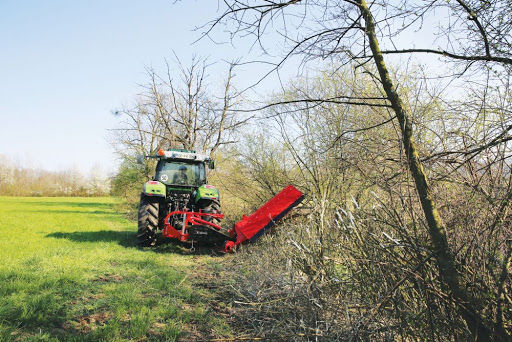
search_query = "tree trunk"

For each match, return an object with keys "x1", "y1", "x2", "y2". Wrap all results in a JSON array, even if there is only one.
[{"x1": 357, "y1": 0, "x2": 496, "y2": 339}]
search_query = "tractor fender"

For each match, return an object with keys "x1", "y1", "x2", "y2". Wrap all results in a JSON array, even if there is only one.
[
  {"x1": 142, "y1": 180, "x2": 166, "y2": 197},
  {"x1": 195, "y1": 184, "x2": 220, "y2": 202}
]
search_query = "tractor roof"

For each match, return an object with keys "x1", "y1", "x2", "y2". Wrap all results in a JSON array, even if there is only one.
[{"x1": 156, "y1": 148, "x2": 210, "y2": 162}]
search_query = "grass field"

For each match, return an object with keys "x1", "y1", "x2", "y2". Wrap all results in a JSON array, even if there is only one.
[{"x1": 0, "y1": 197, "x2": 231, "y2": 341}]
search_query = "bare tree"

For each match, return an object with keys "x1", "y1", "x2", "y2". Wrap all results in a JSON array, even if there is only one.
[{"x1": 111, "y1": 56, "x2": 250, "y2": 159}]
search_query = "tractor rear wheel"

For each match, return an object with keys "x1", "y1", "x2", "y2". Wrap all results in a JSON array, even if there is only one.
[
  {"x1": 201, "y1": 199, "x2": 221, "y2": 225},
  {"x1": 137, "y1": 194, "x2": 160, "y2": 247}
]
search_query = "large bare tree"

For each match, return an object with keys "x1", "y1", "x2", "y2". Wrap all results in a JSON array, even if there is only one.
[{"x1": 111, "y1": 56, "x2": 250, "y2": 160}]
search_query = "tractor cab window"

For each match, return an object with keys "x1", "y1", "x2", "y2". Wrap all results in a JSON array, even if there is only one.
[{"x1": 155, "y1": 160, "x2": 205, "y2": 186}]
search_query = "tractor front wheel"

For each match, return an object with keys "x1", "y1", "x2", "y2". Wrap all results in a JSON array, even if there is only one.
[{"x1": 137, "y1": 194, "x2": 160, "y2": 247}]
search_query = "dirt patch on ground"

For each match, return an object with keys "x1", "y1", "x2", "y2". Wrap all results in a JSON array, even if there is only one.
[
  {"x1": 63, "y1": 311, "x2": 112, "y2": 333},
  {"x1": 94, "y1": 274, "x2": 124, "y2": 282}
]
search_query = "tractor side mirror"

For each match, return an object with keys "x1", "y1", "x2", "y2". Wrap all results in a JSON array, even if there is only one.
[
  {"x1": 208, "y1": 159, "x2": 215, "y2": 169},
  {"x1": 136, "y1": 155, "x2": 145, "y2": 165}
]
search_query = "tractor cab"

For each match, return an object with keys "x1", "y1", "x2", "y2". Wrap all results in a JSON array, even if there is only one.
[
  {"x1": 155, "y1": 160, "x2": 206, "y2": 187},
  {"x1": 152, "y1": 148, "x2": 213, "y2": 188}
]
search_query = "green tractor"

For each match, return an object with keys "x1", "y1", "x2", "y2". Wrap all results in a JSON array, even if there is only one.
[{"x1": 136, "y1": 148, "x2": 224, "y2": 247}]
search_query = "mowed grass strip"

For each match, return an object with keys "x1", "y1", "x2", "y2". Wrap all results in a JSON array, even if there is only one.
[{"x1": 0, "y1": 197, "x2": 230, "y2": 341}]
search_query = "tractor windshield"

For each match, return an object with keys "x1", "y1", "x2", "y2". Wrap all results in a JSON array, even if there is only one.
[{"x1": 155, "y1": 160, "x2": 206, "y2": 187}]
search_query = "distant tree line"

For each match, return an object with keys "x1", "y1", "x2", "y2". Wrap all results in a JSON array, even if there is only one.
[{"x1": 0, "y1": 154, "x2": 110, "y2": 197}]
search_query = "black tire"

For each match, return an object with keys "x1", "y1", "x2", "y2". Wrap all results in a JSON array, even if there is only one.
[
  {"x1": 201, "y1": 198, "x2": 222, "y2": 226},
  {"x1": 137, "y1": 194, "x2": 160, "y2": 247}
]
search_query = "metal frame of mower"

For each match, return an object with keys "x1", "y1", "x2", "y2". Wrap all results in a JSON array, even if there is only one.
[{"x1": 162, "y1": 209, "x2": 225, "y2": 242}]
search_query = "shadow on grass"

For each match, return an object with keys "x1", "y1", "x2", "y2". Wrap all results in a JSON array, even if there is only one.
[
  {"x1": 46, "y1": 231, "x2": 224, "y2": 255},
  {"x1": 47, "y1": 230, "x2": 135, "y2": 248},
  {"x1": 29, "y1": 209, "x2": 117, "y2": 216},
  {"x1": 26, "y1": 201, "x2": 114, "y2": 209}
]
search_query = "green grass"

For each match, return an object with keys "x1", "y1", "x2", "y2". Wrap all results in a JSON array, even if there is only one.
[{"x1": 0, "y1": 197, "x2": 231, "y2": 341}]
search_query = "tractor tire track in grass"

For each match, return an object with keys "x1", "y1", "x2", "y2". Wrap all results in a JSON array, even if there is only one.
[{"x1": 0, "y1": 197, "x2": 232, "y2": 341}]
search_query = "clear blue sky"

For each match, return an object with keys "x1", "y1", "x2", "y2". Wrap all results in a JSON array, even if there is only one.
[
  {"x1": 0, "y1": 1, "x2": 446, "y2": 174},
  {"x1": 0, "y1": 0, "x2": 256, "y2": 173}
]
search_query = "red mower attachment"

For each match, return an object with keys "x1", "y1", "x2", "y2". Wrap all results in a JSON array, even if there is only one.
[
  {"x1": 160, "y1": 185, "x2": 303, "y2": 253},
  {"x1": 223, "y1": 185, "x2": 304, "y2": 252}
]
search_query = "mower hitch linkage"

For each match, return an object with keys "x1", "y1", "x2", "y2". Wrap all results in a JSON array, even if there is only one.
[{"x1": 162, "y1": 210, "x2": 225, "y2": 242}]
